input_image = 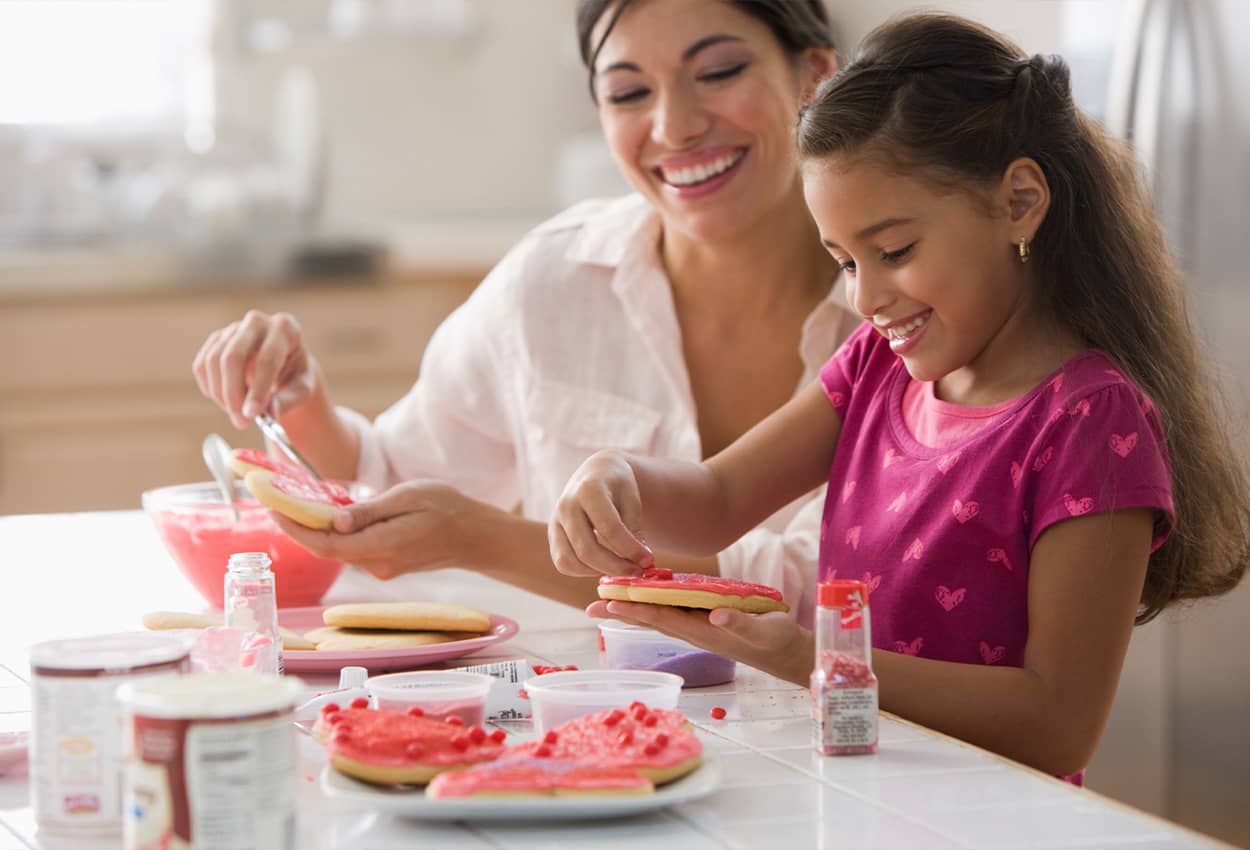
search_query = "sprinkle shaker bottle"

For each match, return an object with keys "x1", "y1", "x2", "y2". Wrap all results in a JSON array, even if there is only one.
[
  {"x1": 224, "y1": 552, "x2": 284, "y2": 675},
  {"x1": 811, "y1": 579, "x2": 878, "y2": 755}
]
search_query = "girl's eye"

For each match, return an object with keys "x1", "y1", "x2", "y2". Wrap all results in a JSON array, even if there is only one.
[
  {"x1": 606, "y1": 87, "x2": 649, "y2": 105},
  {"x1": 882, "y1": 243, "x2": 915, "y2": 263},
  {"x1": 837, "y1": 259, "x2": 857, "y2": 275},
  {"x1": 697, "y1": 62, "x2": 748, "y2": 83}
]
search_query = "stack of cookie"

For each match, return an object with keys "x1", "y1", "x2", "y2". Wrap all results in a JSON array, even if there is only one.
[{"x1": 304, "y1": 602, "x2": 492, "y2": 651}]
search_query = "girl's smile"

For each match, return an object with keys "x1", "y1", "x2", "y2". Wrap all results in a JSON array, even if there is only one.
[{"x1": 872, "y1": 309, "x2": 932, "y2": 354}]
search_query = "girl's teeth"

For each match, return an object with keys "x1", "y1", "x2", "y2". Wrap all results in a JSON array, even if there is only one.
[
  {"x1": 888, "y1": 315, "x2": 928, "y2": 339},
  {"x1": 662, "y1": 151, "x2": 743, "y2": 187}
]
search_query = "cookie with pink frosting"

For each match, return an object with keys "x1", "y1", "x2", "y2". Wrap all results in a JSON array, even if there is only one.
[
  {"x1": 425, "y1": 757, "x2": 653, "y2": 798},
  {"x1": 599, "y1": 567, "x2": 790, "y2": 614}
]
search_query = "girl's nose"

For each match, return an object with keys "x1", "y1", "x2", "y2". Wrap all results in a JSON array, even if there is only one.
[
  {"x1": 650, "y1": 82, "x2": 709, "y2": 148},
  {"x1": 848, "y1": 269, "x2": 893, "y2": 320}
]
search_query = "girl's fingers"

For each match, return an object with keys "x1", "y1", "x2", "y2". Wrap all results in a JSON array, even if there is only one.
[
  {"x1": 550, "y1": 519, "x2": 600, "y2": 577},
  {"x1": 580, "y1": 486, "x2": 653, "y2": 566},
  {"x1": 565, "y1": 506, "x2": 644, "y2": 576}
]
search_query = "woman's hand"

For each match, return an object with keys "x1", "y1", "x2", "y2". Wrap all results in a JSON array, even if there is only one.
[
  {"x1": 192, "y1": 310, "x2": 319, "y2": 429},
  {"x1": 268, "y1": 480, "x2": 489, "y2": 580},
  {"x1": 589, "y1": 600, "x2": 813, "y2": 685},
  {"x1": 549, "y1": 450, "x2": 655, "y2": 578}
]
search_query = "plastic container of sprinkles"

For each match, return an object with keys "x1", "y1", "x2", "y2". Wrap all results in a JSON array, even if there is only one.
[
  {"x1": 29, "y1": 632, "x2": 191, "y2": 839},
  {"x1": 116, "y1": 671, "x2": 304, "y2": 850}
]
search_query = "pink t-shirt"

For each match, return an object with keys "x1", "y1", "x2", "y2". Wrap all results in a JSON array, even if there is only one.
[{"x1": 819, "y1": 322, "x2": 1174, "y2": 668}]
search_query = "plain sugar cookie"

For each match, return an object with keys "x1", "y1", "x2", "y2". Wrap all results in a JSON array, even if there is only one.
[
  {"x1": 308, "y1": 628, "x2": 465, "y2": 652},
  {"x1": 321, "y1": 602, "x2": 491, "y2": 633},
  {"x1": 598, "y1": 567, "x2": 789, "y2": 614}
]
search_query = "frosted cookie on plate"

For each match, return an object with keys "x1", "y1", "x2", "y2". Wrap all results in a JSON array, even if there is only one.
[
  {"x1": 426, "y1": 757, "x2": 652, "y2": 798},
  {"x1": 315, "y1": 704, "x2": 506, "y2": 785},
  {"x1": 598, "y1": 567, "x2": 790, "y2": 615},
  {"x1": 321, "y1": 602, "x2": 491, "y2": 633},
  {"x1": 509, "y1": 703, "x2": 702, "y2": 785}
]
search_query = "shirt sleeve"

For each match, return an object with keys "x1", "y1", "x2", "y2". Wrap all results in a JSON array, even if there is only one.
[
  {"x1": 1028, "y1": 382, "x2": 1175, "y2": 552},
  {"x1": 346, "y1": 257, "x2": 522, "y2": 512},
  {"x1": 819, "y1": 320, "x2": 875, "y2": 418},
  {"x1": 716, "y1": 486, "x2": 826, "y2": 628}
]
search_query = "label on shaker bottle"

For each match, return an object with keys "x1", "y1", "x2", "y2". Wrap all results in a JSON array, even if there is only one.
[{"x1": 816, "y1": 686, "x2": 878, "y2": 748}]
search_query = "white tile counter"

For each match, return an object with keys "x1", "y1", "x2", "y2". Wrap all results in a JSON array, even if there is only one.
[{"x1": 0, "y1": 512, "x2": 1232, "y2": 849}]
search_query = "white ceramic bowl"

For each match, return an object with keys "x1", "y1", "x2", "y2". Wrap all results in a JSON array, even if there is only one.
[
  {"x1": 366, "y1": 670, "x2": 493, "y2": 726},
  {"x1": 598, "y1": 621, "x2": 737, "y2": 688},
  {"x1": 523, "y1": 669, "x2": 682, "y2": 734}
]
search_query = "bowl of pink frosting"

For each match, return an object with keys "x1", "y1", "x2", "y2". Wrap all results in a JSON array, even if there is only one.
[{"x1": 142, "y1": 479, "x2": 362, "y2": 609}]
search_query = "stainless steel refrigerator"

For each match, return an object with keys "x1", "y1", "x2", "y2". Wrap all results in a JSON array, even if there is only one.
[{"x1": 1064, "y1": 1, "x2": 1250, "y2": 845}]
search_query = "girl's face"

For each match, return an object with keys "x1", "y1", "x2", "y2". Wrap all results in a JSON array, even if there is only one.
[
  {"x1": 592, "y1": 0, "x2": 833, "y2": 243},
  {"x1": 803, "y1": 157, "x2": 1041, "y2": 398}
]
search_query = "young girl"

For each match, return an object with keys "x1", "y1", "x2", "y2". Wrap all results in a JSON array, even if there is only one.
[{"x1": 548, "y1": 12, "x2": 1250, "y2": 779}]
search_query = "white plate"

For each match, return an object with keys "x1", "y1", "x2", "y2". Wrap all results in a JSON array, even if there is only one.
[{"x1": 319, "y1": 752, "x2": 721, "y2": 821}]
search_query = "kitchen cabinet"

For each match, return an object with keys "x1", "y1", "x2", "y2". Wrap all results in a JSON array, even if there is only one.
[{"x1": 0, "y1": 273, "x2": 480, "y2": 514}]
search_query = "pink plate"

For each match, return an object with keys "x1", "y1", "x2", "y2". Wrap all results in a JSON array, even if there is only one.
[{"x1": 276, "y1": 607, "x2": 519, "y2": 674}]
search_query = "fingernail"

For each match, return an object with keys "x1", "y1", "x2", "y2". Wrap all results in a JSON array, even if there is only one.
[{"x1": 241, "y1": 400, "x2": 257, "y2": 419}]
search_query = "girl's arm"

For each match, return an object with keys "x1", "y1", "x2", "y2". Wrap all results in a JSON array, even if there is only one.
[
  {"x1": 550, "y1": 380, "x2": 841, "y2": 576},
  {"x1": 591, "y1": 506, "x2": 1152, "y2": 777},
  {"x1": 878, "y1": 507, "x2": 1153, "y2": 776}
]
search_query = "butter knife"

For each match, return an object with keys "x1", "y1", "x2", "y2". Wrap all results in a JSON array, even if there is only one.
[{"x1": 254, "y1": 412, "x2": 324, "y2": 481}]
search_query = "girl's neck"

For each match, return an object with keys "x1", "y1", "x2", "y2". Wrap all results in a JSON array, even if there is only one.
[{"x1": 658, "y1": 190, "x2": 835, "y2": 319}]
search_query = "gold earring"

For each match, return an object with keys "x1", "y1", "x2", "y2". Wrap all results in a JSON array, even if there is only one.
[{"x1": 1017, "y1": 238, "x2": 1031, "y2": 264}]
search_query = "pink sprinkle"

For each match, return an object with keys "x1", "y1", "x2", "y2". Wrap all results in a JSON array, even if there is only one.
[{"x1": 710, "y1": 706, "x2": 727, "y2": 720}]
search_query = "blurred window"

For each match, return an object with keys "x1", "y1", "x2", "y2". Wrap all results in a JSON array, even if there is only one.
[{"x1": 0, "y1": 1, "x2": 212, "y2": 129}]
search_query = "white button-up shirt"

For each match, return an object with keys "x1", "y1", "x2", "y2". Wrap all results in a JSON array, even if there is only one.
[{"x1": 344, "y1": 194, "x2": 859, "y2": 625}]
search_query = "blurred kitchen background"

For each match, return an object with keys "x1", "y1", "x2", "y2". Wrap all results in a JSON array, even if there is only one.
[{"x1": 1, "y1": 1, "x2": 1246, "y2": 845}]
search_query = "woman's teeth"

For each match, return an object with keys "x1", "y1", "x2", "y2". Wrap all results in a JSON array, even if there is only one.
[{"x1": 661, "y1": 151, "x2": 744, "y2": 187}]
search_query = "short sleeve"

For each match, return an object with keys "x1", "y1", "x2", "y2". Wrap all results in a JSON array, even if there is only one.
[
  {"x1": 1028, "y1": 382, "x2": 1174, "y2": 552},
  {"x1": 819, "y1": 321, "x2": 875, "y2": 417}
]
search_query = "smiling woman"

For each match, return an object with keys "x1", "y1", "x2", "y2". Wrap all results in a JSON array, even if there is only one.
[{"x1": 190, "y1": 0, "x2": 859, "y2": 623}]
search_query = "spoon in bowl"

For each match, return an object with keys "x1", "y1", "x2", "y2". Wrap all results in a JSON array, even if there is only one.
[{"x1": 201, "y1": 433, "x2": 240, "y2": 523}]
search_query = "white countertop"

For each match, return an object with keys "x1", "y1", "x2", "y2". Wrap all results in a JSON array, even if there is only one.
[{"x1": 0, "y1": 511, "x2": 1231, "y2": 850}]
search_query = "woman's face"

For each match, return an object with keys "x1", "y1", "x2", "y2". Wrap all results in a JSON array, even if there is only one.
[{"x1": 591, "y1": 0, "x2": 833, "y2": 243}]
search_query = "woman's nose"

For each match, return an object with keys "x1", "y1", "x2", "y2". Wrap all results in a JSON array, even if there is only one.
[{"x1": 650, "y1": 83, "x2": 709, "y2": 148}]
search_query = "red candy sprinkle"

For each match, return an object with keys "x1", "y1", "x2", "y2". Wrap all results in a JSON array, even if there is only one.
[
  {"x1": 518, "y1": 688, "x2": 529, "y2": 700},
  {"x1": 532, "y1": 664, "x2": 580, "y2": 675},
  {"x1": 643, "y1": 742, "x2": 660, "y2": 756},
  {"x1": 468, "y1": 726, "x2": 487, "y2": 744},
  {"x1": 643, "y1": 714, "x2": 658, "y2": 727},
  {"x1": 489, "y1": 728, "x2": 507, "y2": 743},
  {"x1": 404, "y1": 742, "x2": 425, "y2": 760},
  {"x1": 710, "y1": 707, "x2": 727, "y2": 719},
  {"x1": 332, "y1": 729, "x2": 352, "y2": 745},
  {"x1": 349, "y1": 697, "x2": 370, "y2": 710},
  {"x1": 616, "y1": 729, "x2": 633, "y2": 747},
  {"x1": 449, "y1": 734, "x2": 469, "y2": 751},
  {"x1": 406, "y1": 706, "x2": 425, "y2": 718},
  {"x1": 654, "y1": 733, "x2": 669, "y2": 748},
  {"x1": 320, "y1": 702, "x2": 340, "y2": 715},
  {"x1": 602, "y1": 709, "x2": 625, "y2": 727},
  {"x1": 534, "y1": 744, "x2": 552, "y2": 758},
  {"x1": 326, "y1": 713, "x2": 345, "y2": 726},
  {"x1": 628, "y1": 701, "x2": 646, "y2": 711},
  {"x1": 445, "y1": 716, "x2": 465, "y2": 727},
  {"x1": 542, "y1": 730, "x2": 559, "y2": 745},
  {"x1": 641, "y1": 567, "x2": 673, "y2": 580}
]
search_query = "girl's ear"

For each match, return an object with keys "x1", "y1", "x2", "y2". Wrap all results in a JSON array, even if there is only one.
[
  {"x1": 798, "y1": 48, "x2": 839, "y2": 104},
  {"x1": 1001, "y1": 157, "x2": 1050, "y2": 239}
]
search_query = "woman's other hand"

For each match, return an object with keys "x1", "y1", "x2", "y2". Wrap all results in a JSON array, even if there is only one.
[
  {"x1": 192, "y1": 310, "x2": 319, "y2": 429},
  {"x1": 549, "y1": 450, "x2": 655, "y2": 578},
  {"x1": 269, "y1": 480, "x2": 487, "y2": 580},
  {"x1": 588, "y1": 599, "x2": 813, "y2": 686}
]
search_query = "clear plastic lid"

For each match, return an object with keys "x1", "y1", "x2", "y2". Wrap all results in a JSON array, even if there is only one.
[
  {"x1": 30, "y1": 632, "x2": 191, "y2": 672},
  {"x1": 116, "y1": 671, "x2": 304, "y2": 718}
]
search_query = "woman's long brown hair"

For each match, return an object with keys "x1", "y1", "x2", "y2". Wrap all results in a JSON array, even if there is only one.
[{"x1": 797, "y1": 13, "x2": 1250, "y2": 623}]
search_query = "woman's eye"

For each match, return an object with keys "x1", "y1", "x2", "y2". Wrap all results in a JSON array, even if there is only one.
[
  {"x1": 607, "y1": 87, "x2": 650, "y2": 105},
  {"x1": 882, "y1": 243, "x2": 915, "y2": 263},
  {"x1": 698, "y1": 62, "x2": 748, "y2": 83}
]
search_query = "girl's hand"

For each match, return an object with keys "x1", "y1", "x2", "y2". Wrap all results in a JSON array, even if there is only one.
[
  {"x1": 588, "y1": 599, "x2": 813, "y2": 685},
  {"x1": 549, "y1": 450, "x2": 655, "y2": 578},
  {"x1": 269, "y1": 480, "x2": 486, "y2": 580},
  {"x1": 192, "y1": 310, "x2": 319, "y2": 429}
]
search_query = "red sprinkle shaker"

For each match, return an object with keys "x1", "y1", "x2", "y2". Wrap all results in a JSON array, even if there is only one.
[{"x1": 811, "y1": 580, "x2": 879, "y2": 756}]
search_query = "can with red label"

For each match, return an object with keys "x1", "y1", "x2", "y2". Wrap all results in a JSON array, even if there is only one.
[
  {"x1": 116, "y1": 671, "x2": 304, "y2": 850},
  {"x1": 29, "y1": 632, "x2": 191, "y2": 838}
]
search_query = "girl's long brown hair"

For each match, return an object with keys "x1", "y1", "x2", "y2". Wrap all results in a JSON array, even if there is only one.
[{"x1": 797, "y1": 13, "x2": 1250, "y2": 623}]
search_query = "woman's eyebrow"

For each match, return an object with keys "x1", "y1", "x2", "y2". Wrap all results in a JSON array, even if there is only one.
[{"x1": 598, "y1": 33, "x2": 745, "y2": 75}]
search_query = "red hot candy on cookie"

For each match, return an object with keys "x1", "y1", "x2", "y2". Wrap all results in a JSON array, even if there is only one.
[
  {"x1": 598, "y1": 567, "x2": 790, "y2": 614},
  {"x1": 314, "y1": 705, "x2": 505, "y2": 785},
  {"x1": 507, "y1": 703, "x2": 702, "y2": 785}
]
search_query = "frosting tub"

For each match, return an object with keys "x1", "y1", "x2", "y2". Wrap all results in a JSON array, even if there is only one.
[{"x1": 598, "y1": 621, "x2": 737, "y2": 688}]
